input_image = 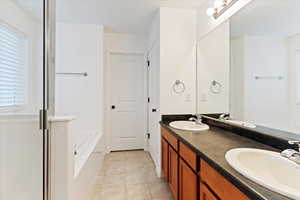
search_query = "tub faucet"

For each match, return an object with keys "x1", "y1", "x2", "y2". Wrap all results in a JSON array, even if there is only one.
[{"x1": 281, "y1": 141, "x2": 300, "y2": 165}]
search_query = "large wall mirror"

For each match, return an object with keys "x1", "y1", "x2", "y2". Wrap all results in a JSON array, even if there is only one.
[{"x1": 229, "y1": 0, "x2": 300, "y2": 135}]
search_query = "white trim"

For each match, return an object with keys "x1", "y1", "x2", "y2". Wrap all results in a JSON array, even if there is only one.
[
  {"x1": 146, "y1": 38, "x2": 159, "y2": 57},
  {"x1": 0, "y1": 105, "x2": 26, "y2": 112},
  {"x1": 48, "y1": 116, "x2": 76, "y2": 122},
  {"x1": 104, "y1": 50, "x2": 148, "y2": 152}
]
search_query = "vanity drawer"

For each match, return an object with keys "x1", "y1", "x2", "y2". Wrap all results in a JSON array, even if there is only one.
[
  {"x1": 161, "y1": 127, "x2": 178, "y2": 151},
  {"x1": 179, "y1": 142, "x2": 197, "y2": 171},
  {"x1": 200, "y1": 182, "x2": 218, "y2": 200},
  {"x1": 201, "y1": 160, "x2": 250, "y2": 200}
]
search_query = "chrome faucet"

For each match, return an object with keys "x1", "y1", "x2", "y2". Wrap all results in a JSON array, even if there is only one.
[
  {"x1": 288, "y1": 141, "x2": 300, "y2": 152},
  {"x1": 219, "y1": 113, "x2": 230, "y2": 120},
  {"x1": 189, "y1": 114, "x2": 203, "y2": 125},
  {"x1": 281, "y1": 141, "x2": 300, "y2": 165}
]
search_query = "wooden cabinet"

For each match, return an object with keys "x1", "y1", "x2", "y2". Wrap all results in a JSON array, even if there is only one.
[
  {"x1": 161, "y1": 126, "x2": 251, "y2": 200},
  {"x1": 200, "y1": 160, "x2": 250, "y2": 200},
  {"x1": 179, "y1": 142, "x2": 197, "y2": 171},
  {"x1": 161, "y1": 137, "x2": 169, "y2": 180},
  {"x1": 162, "y1": 127, "x2": 178, "y2": 150},
  {"x1": 169, "y1": 146, "x2": 179, "y2": 200},
  {"x1": 200, "y1": 183, "x2": 218, "y2": 200},
  {"x1": 179, "y1": 158, "x2": 197, "y2": 200}
]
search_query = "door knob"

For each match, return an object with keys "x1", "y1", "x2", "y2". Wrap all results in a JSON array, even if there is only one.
[
  {"x1": 111, "y1": 105, "x2": 116, "y2": 109},
  {"x1": 152, "y1": 108, "x2": 157, "y2": 112}
]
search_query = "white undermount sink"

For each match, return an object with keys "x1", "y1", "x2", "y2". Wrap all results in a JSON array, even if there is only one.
[
  {"x1": 226, "y1": 148, "x2": 300, "y2": 199},
  {"x1": 169, "y1": 121, "x2": 209, "y2": 131},
  {"x1": 226, "y1": 120, "x2": 256, "y2": 128}
]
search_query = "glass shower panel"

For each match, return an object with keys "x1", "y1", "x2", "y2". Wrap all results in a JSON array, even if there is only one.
[{"x1": 0, "y1": 0, "x2": 46, "y2": 199}]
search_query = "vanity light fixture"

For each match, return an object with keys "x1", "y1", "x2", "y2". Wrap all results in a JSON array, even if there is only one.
[{"x1": 206, "y1": 0, "x2": 239, "y2": 19}]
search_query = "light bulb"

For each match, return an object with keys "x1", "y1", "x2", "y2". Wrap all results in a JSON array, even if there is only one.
[
  {"x1": 206, "y1": 8, "x2": 215, "y2": 17},
  {"x1": 214, "y1": 0, "x2": 224, "y2": 8}
]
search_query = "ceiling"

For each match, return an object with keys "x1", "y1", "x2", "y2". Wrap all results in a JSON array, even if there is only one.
[
  {"x1": 14, "y1": 0, "x2": 206, "y2": 34},
  {"x1": 231, "y1": 0, "x2": 300, "y2": 38}
]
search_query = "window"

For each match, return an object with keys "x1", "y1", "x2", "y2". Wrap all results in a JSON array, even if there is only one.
[{"x1": 0, "y1": 22, "x2": 27, "y2": 108}]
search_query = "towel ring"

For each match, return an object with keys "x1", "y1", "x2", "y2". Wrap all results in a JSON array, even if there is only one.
[
  {"x1": 210, "y1": 80, "x2": 222, "y2": 94},
  {"x1": 172, "y1": 80, "x2": 186, "y2": 94}
]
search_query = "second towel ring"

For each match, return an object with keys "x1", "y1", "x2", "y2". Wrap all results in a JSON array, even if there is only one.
[
  {"x1": 172, "y1": 80, "x2": 186, "y2": 94},
  {"x1": 210, "y1": 80, "x2": 222, "y2": 94}
]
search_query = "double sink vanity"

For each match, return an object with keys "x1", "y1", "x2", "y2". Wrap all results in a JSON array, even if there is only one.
[
  {"x1": 158, "y1": 0, "x2": 300, "y2": 199},
  {"x1": 160, "y1": 115, "x2": 300, "y2": 200}
]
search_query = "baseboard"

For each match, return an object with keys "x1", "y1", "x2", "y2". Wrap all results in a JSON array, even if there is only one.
[{"x1": 155, "y1": 162, "x2": 162, "y2": 178}]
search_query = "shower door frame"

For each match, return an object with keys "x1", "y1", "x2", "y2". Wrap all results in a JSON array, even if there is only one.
[{"x1": 43, "y1": 0, "x2": 56, "y2": 200}]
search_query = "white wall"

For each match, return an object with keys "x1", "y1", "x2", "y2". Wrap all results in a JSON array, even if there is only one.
[
  {"x1": 104, "y1": 33, "x2": 147, "y2": 151},
  {"x1": 0, "y1": 0, "x2": 42, "y2": 114},
  {"x1": 230, "y1": 36, "x2": 245, "y2": 119},
  {"x1": 0, "y1": 116, "x2": 42, "y2": 200},
  {"x1": 159, "y1": 7, "x2": 197, "y2": 115},
  {"x1": 244, "y1": 36, "x2": 289, "y2": 129},
  {"x1": 147, "y1": 7, "x2": 197, "y2": 176},
  {"x1": 55, "y1": 23, "x2": 104, "y2": 150},
  {"x1": 197, "y1": 21, "x2": 230, "y2": 114},
  {"x1": 288, "y1": 34, "x2": 300, "y2": 132},
  {"x1": 196, "y1": 0, "x2": 253, "y2": 39},
  {"x1": 105, "y1": 33, "x2": 146, "y2": 53},
  {"x1": 147, "y1": 11, "x2": 160, "y2": 54},
  {"x1": 231, "y1": 35, "x2": 290, "y2": 130},
  {"x1": 0, "y1": 119, "x2": 2, "y2": 197}
]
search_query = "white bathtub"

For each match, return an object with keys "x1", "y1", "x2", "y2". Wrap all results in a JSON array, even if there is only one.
[
  {"x1": 50, "y1": 116, "x2": 105, "y2": 200},
  {"x1": 74, "y1": 131, "x2": 102, "y2": 178},
  {"x1": 72, "y1": 132, "x2": 105, "y2": 200},
  {"x1": 0, "y1": 114, "x2": 43, "y2": 200}
]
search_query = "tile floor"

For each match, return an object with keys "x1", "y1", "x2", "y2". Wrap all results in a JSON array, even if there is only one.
[{"x1": 92, "y1": 150, "x2": 174, "y2": 200}]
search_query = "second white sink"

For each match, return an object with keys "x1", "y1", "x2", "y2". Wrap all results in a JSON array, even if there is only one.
[
  {"x1": 226, "y1": 148, "x2": 300, "y2": 199},
  {"x1": 169, "y1": 121, "x2": 209, "y2": 131}
]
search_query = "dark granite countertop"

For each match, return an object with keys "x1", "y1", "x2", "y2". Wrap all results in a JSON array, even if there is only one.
[{"x1": 160, "y1": 120, "x2": 293, "y2": 200}]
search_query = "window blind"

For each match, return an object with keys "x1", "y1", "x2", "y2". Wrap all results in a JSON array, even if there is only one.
[{"x1": 0, "y1": 23, "x2": 27, "y2": 107}]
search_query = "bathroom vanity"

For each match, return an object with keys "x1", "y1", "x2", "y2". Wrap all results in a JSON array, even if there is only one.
[{"x1": 160, "y1": 115, "x2": 295, "y2": 200}]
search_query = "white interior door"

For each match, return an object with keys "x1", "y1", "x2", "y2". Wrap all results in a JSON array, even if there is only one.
[
  {"x1": 147, "y1": 42, "x2": 160, "y2": 164},
  {"x1": 110, "y1": 53, "x2": 145, "y2": 151}
]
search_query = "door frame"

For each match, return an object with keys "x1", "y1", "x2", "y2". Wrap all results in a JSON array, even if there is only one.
[
  {"x1": 104, "y1": 50, "x2": 148, "y2": 152},
  {"x1": 146, "y1": 40, "x2": 156, "y2": 152},
  {"x1": 145, "y1": 39, "x2": 161, "y2": 176},
  {"x1": 44, "y1": 0, "x2": 56, "y2": 199}
]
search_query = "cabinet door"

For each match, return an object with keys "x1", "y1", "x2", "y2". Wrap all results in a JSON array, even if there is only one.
[
  {"x1": 179, "y1": 159, "x2": 197, "y2": 200},
  {"x1": 161, "y1": 137, "x2": 169, "y2": 180},
  {"x1": 201, "y1": 160, "x2": 250, "y2": 200},
  {"x1": 200, "y1": 183, "x2": 218, "y2": 200},
  {"x1": 169, "y1": 146, "x2": 178, "y2": 200}
]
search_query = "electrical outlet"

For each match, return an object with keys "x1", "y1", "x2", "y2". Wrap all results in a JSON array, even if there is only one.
[{"x1": 201, "y1": 93, "x2": 207, "y2": 102}]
